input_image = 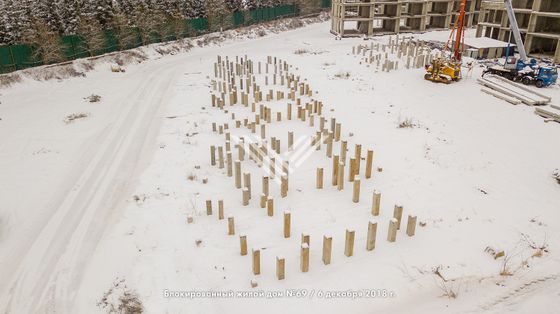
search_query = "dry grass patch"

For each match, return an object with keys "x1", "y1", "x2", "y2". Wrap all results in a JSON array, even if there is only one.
[
  {"x1": 64, "y1": 112, "x2": 89, "y2": 124},
  {"x1": 98, "y1": 279, "x2": 144, "y2": 314},
  {"x1": 294, "y1": 48, "x2": 310, "y2": 55},
  {"x1": 0, "y1": 73, "x2": 22, "y2": 88},
  {"x1": 85, "y1": 94, "x2": 102, "y2": 103},
  {"x1": 398, "y1": 117, "x2": 417, "y2": 129},
  {"x1": 334, "y1": 71, "x2": 351, "y2": 79}
]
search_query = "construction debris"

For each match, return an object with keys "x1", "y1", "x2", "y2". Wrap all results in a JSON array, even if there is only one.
[
  {"x1": 480, "y1": 87, "x2": 521, "y2": 105},
  {"x1": 478, "y1": 76, "x2": 552, "y2": 106}
]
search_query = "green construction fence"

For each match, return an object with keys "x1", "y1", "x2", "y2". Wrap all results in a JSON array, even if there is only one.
[{"x1": 0, "y1": 4, "x2": 326, "y2": 74}]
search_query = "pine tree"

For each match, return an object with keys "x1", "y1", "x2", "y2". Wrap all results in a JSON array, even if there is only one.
[
  {"x1": 31, "y1": 0, "x2": 63, "y2": 35},
  {"x1": 1, "y1": 0, "x2": 34, "y2": 44},
  {"x1": 261, "y1": 0, "x2": 274, "y2": 8},
  {"x1": 81, "y1": 0, "x2": 97, "y2": 19},
  {"x1": 162, "y1": 0, "x2": 181, "y2": 16},
  {"x1": 179, "y1": 0, "x2": 205, "y2": 19},
  {"x1": 225, "y1": 0, "x2": 243, "y2": 12},
  {"x1": 81, "y1": 0, "x2": 114, "y2": 27},
  {"x1": 57, "y1": 0, "x2": 81, "y2": 35},
  {"x1": 181, "y1": 0, "x2": 206, "y2": 19},
  {"x1": 244, "y1": 0, "x2": 260, "y2": 10},
  {"x1": 0, "y1": 0, "x2": 17, "y2": 44},
  {"x1": 0, "y1": 0, "x2": 300, "y2": 46},
  {"x1": 112, "y1": 0, "x2": 136, "y2": 23},
  {"x1": 97, "y1": 0, "x2": 115, "y2": 26}
]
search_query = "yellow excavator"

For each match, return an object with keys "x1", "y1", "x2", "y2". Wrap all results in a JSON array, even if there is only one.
[
  {"x1": 424, "y1": 0, "x2": 466, "y2": 84},
  {"x1": 424, "y1": 57, "x2": 462, "y2": 84}
]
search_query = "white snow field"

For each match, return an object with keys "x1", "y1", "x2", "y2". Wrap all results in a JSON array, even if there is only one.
[{"x1": 1, "y1": 21, "x2": 560, "y2": 314}]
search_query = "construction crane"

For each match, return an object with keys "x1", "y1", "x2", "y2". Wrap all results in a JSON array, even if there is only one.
[
  {"x1": 482, "y1": 0, "x2": 557, "y2": 87},
  {"x1": 424, "y1": 0, "x2": 467, "y2": 84},
  {"x1": 503, "y1": 0, "x2": 527, "y2": 61}
]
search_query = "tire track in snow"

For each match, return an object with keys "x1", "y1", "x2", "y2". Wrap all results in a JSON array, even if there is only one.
[
  {"x1": 479, "y1": 273, "x2": 560, "y2": 312},
  {"x1": 0, "y1": 60, "x2": 181, "y2": 313}
]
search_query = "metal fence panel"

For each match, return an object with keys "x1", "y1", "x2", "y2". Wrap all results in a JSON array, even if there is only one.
[
  {"x1": 0, "y1": 4, "x2": 323, "y2": 74},
  {"x1": 11, "y1": 44, "x2": 41, "y2": 70},
  {"x1": 0, "y1": 46, "x2": 15, "y2": 73}
]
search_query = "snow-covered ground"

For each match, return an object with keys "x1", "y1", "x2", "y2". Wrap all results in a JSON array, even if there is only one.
[{"x1": 1, "y1": 21, "x2": 559, "y2": 314}]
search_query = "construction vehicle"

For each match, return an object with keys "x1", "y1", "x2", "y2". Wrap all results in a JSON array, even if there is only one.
[
  {"x1": 483, "y1": 59, "x2": 558, "y2": 87},
  {"x1": 481, "y1": 0, "x2": 557, "y2": 88},
  {"x1": 424, "y1": 0, "x2": 467, "y2": 84}
]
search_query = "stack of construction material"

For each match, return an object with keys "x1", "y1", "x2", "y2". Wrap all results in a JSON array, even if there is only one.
[
  {"x1": 477, "y1": 75, "x2": 552, "y2": 106},
  {"x1": 535, "y1": 105, "x2": 560, "y2": 123}
]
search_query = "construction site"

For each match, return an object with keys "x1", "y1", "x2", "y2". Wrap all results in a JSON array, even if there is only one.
[
  {"x1": 330, "y1": 0, "x2": 559, "y2": 63},
  {"x1": 0, "y1": 1, "x2": 559, "y2": 314},
  {"x1": 331, "y1": 0, "x2": 483, "y2": 36},
  {"x1": 476, "y1": 0, "x2": 560, "y2": 62}
]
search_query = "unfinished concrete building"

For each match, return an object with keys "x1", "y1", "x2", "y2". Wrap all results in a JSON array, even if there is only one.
[
  {"x1": 451, "y1": 0, "x2": 484, "y2": 27},
  {"x1": 330, "y1": 0, "x2": 482, "y2": 37},
  {"x1": 476, "y1": 0, "x2": 560, "y2": 62}
]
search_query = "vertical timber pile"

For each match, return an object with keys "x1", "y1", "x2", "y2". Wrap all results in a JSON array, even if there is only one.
[
  {"x1": 345, "y1": 229, "x2": 355, "y2": 257},
  {"x1": 322, "y1": 235, "x2": 332, "y2": 265}
]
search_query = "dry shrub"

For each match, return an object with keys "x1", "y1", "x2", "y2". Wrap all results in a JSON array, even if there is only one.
[
  {"x1": 433, "y1": 266, "x2": 459, "y2": 298},
  {"x1": 0, "y1": 73, "x2": 22, "y2": 88},
  {"x1": 294, "y1": 48, "x2": 309, "y2": 55},
  {"x1": 155, "y1": 40, "x2": 194, "y2": 56},
  {"x1": 23, "y1": 64, "x2": 85, "y2": 81},
  {"x1": 496, "y1": 233, "x2": 548, "y2": 277},
  {"x1": 334, "y1": 71, "x2": 351, "y2": 79},
  {"x1": 196, "y1": 33, "x2": 223, "y2": 47},
  {"x1": 24, "y1": 19, "x2": 65, "y2": 64},
  {"x1": 398, "y1": 118, "x2": 417, "y2": 128},
  {"x1": 113, "y1": 51, "x2": 148, "y2": 66},
  {"x1": 77, "y1": 16, "x2": 106, "y2": 57},
  {"x1": 0, "y1": 10, "x2": 330, "y2": 87},
  {"x1": 98, "y1": 279, "x2": 144, "y2": 314},
  {"x1": 498, "y1": 249, "x2": 529, "y2": 277},
  {"x1": 64, "y1": 113, "x2": 89, "y2": 124},
  {"x1": 85, "y1": 94, "x2": 102, "y2": 103},
  {"x1": 288, "y1": 18, "x2": 304, "y2": 29},
  {"x1": 521, "y1": 233, "x2": 549, "y2": 257},
  {"x1": 79, "y1": 61, "x2": 96, "y2": 72}
]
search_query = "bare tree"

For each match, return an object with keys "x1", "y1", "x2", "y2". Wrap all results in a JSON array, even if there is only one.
[
  {"x1": 135, "y1": 8, "x2": 166, "y2": 45},
  {"x1": 23, "y1": 19, "x2": 65, "y2": 64},
  {"x1": 77, "y1": 16, "x2": 106, "y2": 56},
  {"x1": 296, "y1": 0, "x2": 322, "y2": 15},
  {"x1": 205, "y1": 0, "x2": 232, "y2": 32},
  {"x1": 111, "y1": 12, "x2": 137, "y2": 50},
  {"x1": 161, "y1": 11, "x2": 186, "y2": 42}
]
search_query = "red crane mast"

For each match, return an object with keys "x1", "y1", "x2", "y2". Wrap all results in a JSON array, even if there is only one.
[{"x1": 444, "y1": 0, "x2": 467, "y2": 62}]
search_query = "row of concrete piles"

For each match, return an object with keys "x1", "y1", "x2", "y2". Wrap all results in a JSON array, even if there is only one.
[
  {"x1": 352, "y1": 35, "x2": 443, "y2": 72},
  {"x1": 196, "y1": 54, "x2": 420, "y2": 285}
]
